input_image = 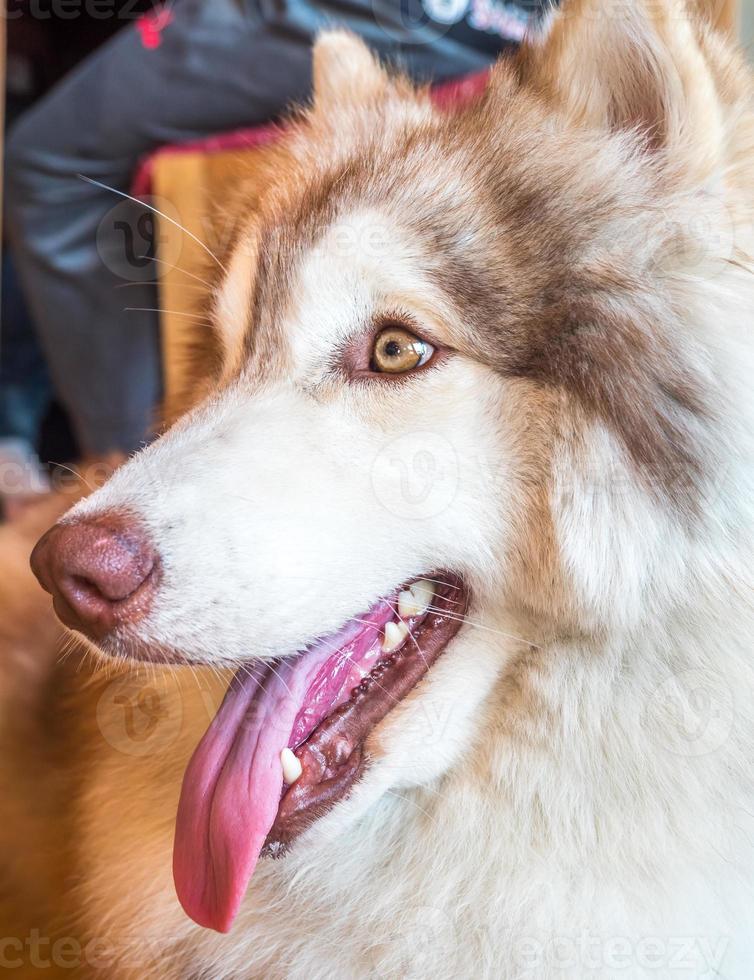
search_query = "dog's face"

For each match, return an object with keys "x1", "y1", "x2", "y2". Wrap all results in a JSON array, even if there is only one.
[{"x1": 31, "y1": 0, "x2": 750, "y2": 933}]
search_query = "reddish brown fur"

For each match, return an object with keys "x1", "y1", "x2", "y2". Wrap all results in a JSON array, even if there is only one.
[
  {"x1": 2, "y1": 2, "x2": 752, "y2": 971},
  {"x1": 208, "y1": 81, "x2": 708, "y2": 520}
]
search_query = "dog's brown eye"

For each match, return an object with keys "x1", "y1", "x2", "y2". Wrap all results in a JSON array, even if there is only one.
[{"x1": 371, "y1": 327, "x2": 435, "y2": 374}]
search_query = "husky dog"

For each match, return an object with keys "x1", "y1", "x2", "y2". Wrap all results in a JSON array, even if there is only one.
[{"x1": 8, "y1": 0, "x2": 754, "y2": 976}]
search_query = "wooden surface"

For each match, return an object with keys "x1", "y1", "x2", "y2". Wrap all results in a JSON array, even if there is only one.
[
  {"x1": 153, "y1": 144, "x2": 274, "y2": 422},
  {"x1": 153, "y1": 151, "x2": 216, "y2": 422}
]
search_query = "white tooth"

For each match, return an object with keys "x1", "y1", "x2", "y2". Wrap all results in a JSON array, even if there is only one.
[
  {"x1": 412, "y1": 579, "x2": 435, "y2": 610},
  {"x1": 280, "y1": 747, "x2": 302, "y2": 785},
  {"x1": 398, "y1": 589, "x2": 422, "y2": 619},
  {"x1": 398, "y1": 580, "x2": 435, "y2": 618},
  {"x1": 382, "y1": 620, "x2": 409, "y2": 653}
]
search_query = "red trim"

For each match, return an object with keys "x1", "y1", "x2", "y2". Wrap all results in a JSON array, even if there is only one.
[
  {"x1": 430, "y1": 70, "x2": 489, "y2": 109},
  {"x1": 136, "y1": 8, "x2": 175, "y2": 51},
  {"x1": 130, "y1": 70, "x2": 489, "y2": 198}
]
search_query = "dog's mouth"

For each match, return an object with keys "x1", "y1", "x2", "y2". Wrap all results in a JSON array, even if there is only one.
[{"x1": 173, "y1": 572, "x2": 467, "y2": 933}]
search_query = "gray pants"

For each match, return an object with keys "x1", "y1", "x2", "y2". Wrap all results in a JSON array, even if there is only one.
[{"x1": 5, "y1": 0, "x2": 516, "y2": 454}]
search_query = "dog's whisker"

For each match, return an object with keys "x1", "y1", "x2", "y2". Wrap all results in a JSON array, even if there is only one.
[
  {"x1": 180, "y1": 659, "x2": 210, "y2": 700},
  {"x1": 124, "y1": 307, "x2": 212, "y2": 323},
  {"x1": 48, "y1": 460, "x2": 96, "y2": 492},
  {"x1": 318, "y1": 633, "x2": 402, "y2": 707},
  {"x1": 292, "y1": 625, "x2": 402, "y2": 708},
  {"x1": 425, "y1": 605, "x2": 539, "y2": 649},
  {"x1": 232, "y1": 662, "x2": 266, "y2": 692},
  {"x1": 263, "y1": 661, "x2": 295, "y2": 699},
  {"x1": 384, "y1": 789, "x2": 437, "y2": 826},
  {"x1": 376, "y1": 589, "x2": 464, "y2": 610},
  {"x1": 57, "y1": 632, "x2": 81, "y2": 668},
  {"x1": 138, "y1": 253, "x2": 216, "y2": 290},
  {"x1": 115, "y1": 280, "x2": 207, "y2": 292},
  {"x1": 206, "y1": 640, "x2": 402, "y2": 710},
  {"x1": 410, "y1": 576, "x2": 462, "y2": 592},
  {"x1": 77, "y1": 174, "x2": 227, "y2": 272}
]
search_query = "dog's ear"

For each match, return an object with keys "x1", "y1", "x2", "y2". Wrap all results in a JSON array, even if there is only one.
[
  {"x1": 519, "y1": 0, "x2": 723, "y2": 181},
  {"x1": 312, "y1": 31, "x2": 389, "y2": 112}
]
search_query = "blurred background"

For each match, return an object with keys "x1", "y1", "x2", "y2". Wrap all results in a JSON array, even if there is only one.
[{"x1": 2, "y1": 1, "x2": 157, "y2": 496}]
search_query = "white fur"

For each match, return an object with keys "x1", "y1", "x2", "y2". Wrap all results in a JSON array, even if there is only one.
[
  {"x1": 55, "y1": 20, "x2": 754, "y2": 979},
  {"x1": 60, "y1": 192, "x2": 754, "y2": 978}
]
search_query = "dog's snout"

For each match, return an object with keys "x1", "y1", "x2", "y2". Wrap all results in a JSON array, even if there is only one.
[{"x1": 30, "y1": 513, "x2": 158, "y2": 640}]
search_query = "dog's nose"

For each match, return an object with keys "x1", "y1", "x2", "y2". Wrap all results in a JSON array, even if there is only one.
[{"x1": 30, "y1": 513, "x2": 158, "y2": 639}]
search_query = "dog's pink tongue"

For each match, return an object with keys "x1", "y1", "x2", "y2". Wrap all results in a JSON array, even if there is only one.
[{"x1": 173, "y1": 662, "x2": 300, "y2": 933}]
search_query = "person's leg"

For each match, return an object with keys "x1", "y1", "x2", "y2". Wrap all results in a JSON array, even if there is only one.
[
  {"x1": 5, "y1": 0, "x2": 317, "y2": 457},
  {"x1": 0, "y1": 253, "x2": 51, "y2": 447},
  {"x1": 0, "y1": 255, "x2": 53, "y2": 520}
]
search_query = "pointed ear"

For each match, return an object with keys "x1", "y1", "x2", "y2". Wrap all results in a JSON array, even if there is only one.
[
  {"x1": 312, "y1": 31, "x2": 390, "y2": 113},
  {"x1": 519, "y1": 0, "x2": 724, "y2": 178}
]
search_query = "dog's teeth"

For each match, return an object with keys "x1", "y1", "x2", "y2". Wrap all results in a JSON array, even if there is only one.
[
  {"x1": 280, "y1": 747, "x2": 302, "y2": 785},
  {"x1": 398, "y1": 579, "x2": 435, "y2": 618},
  {"x1": 382, "y1": 620, "x2": 409, "y2": 653},
  {"x1": 398, "y1": 589, "x2": 421, "y2": 618},
  {"x1": 412, "y1": 579, "x2": 435, "y2": 609}
]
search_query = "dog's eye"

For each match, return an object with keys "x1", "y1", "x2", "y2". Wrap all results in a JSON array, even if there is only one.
[{"x1": 371, "y1": 327, "x2": 435, "y2": 374}]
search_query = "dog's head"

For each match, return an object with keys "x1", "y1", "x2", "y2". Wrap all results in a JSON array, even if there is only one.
[{"x1": 31, "y1": 0, "x2": 752, "y2": 933}]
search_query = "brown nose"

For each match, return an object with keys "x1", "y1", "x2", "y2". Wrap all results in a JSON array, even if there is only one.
[{"x1": 30, "y1": 513, "x2": 158, "y2": 640}]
